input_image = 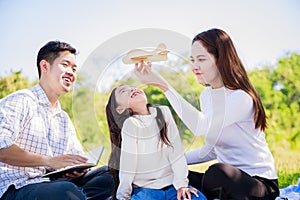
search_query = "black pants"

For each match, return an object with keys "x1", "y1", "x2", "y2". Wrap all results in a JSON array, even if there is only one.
[{"x1": 188, "y1": 163, "x2": 279, "y2": 200}]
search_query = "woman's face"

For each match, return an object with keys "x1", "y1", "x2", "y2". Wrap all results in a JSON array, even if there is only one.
[
  {"x1": 190, "y1": 41, "x2": 223, "y2": 88},
  {"x1": 114, "y1": 85, "x2": 147, "y2": 113}
]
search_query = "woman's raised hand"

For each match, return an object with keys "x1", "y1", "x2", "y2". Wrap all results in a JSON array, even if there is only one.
[{"x1": 134, "y1": 61, "x2": 169, "y2": 92}]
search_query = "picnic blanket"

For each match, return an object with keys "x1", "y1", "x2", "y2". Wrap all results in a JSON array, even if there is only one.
[{"x1": 276, "y1": 178, "x2": 300, "y2": 200}]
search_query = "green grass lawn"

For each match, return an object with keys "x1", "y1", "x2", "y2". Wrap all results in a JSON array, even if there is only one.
[{"x1": 273, "y1": 147, "x2": 300, "y2": 188}]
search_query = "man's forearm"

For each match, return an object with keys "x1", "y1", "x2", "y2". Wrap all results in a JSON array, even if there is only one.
[{"x1": 0, "y1": 144, "x2": 48, "y2": 167}]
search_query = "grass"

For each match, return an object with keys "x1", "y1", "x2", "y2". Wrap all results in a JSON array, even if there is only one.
[
  {"x1": 184, "y1": 136, "x2": 300, "y2": 188},
  {"x1": 277, "y1": 170, "x2": 300, "y2": 188},
  {"x1": 273, "y1": 147, "x2": 300, "y2": 188}
]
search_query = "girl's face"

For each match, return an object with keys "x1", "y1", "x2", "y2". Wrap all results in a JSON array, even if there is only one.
[
  {"x1": 190, "y1": 41, "x2": 223, "y2": 88},
  {"x1": 114, "y1": 85, "x2": 147, "y2": 114}
]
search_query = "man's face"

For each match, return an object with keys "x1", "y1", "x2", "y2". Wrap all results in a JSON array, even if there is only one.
[{"x1": 46, "y1": 51, "x2": 77, "y2": 95}]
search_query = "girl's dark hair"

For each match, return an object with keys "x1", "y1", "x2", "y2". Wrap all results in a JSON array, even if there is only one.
[
  {"x1": 192, "y1": 28, "x2": 267, "y2": 131},
  {"x1": 105, "y1": 87, "x2": 171, "y2": 199}
]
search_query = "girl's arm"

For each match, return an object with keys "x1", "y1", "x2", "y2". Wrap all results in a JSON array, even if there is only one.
[
  {"x1": 164, "y1": 106, "x2": 202, "y2": 200},
  {"x1": 162, "y1": 106, "x2": 189, "y2": 189},
  {"x1": 116, "y1": 118, "x2": 138, "y2": 200}
]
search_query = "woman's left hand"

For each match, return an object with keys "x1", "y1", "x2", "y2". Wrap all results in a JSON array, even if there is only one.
[{"x1": 177, "y1": 187, "x2": 199, "y2": 200}]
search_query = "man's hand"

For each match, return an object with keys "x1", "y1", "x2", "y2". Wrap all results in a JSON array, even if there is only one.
[
  {"x1": 44, "y1": 154, "x2": 88, "y2": 169},
  {"x1": 0, "y1": 145, "x2": 88, "y2": 173}
]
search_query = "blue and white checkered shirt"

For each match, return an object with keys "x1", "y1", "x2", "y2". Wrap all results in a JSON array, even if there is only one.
[{"x1": 0, "y1": 84, "x2": 84, "y2": 198}]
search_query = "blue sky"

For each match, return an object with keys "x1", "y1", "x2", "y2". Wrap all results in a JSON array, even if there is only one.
[{"x1": 0, "y1": 0, "x2": 300, "y2": 81}]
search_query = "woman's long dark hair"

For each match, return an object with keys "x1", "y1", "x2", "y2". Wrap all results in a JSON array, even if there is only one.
[
  {"x1": 192, "y1": 28, "x2": 267, "y2": 131},
  {"x1": 105, "y1": 87, "x2": 171, "y2": 199}
]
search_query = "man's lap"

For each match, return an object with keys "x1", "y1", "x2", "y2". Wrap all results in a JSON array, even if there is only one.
[
  {"x1": 1, "y1": 181, "x2": 86, "y2": 200},
  {"x1": 1, "y1": 166, "x2": 114, "y2": 200}
]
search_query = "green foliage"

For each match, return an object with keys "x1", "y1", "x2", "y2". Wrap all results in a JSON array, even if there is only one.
[
  {"x1": 248, "y1": 53, "x2": 300, "y2": 150},
  {"x1": 0, "y1": 71, "x2": 35, "y2": 98},
  {"x1": 274, "y1": 54, "x2": 300, "y2": 104}
]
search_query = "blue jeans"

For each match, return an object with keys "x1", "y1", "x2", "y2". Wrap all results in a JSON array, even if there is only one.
[
  {"x1": 131, "y1": 185, "x2": 207, "y2": 200},
  {"x1": 1, "y1": 166, "x2": 114, "y2": 200}
]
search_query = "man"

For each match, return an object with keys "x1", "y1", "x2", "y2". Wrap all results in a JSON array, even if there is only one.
[{"x1": 0, "y1": 41, "x2": 113, "y2": 200}]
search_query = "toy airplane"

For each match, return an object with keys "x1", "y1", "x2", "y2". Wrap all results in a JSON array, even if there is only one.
[{"x1": 122, "y1": 43, "x2": 169, "y2": 64}]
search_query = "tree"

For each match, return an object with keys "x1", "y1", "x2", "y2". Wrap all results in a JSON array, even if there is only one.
[
  {"x1": 0, "y1": 71, "x2": 35, "y2": 98},
  {"x1": 248, "y1": 53, "x2": 300, "y2": 149}
]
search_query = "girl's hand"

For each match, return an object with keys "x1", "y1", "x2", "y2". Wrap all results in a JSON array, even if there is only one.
[
  {"x1": 177, "y1": 187, "x2": 199, "y2": 200},
  {"x1": 134, "y1": 61, "x2": 169, "y2": 92}
]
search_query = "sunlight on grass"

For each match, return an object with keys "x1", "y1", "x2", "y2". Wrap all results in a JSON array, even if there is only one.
[{"x1": 273, "y1": 146, "x2": 300, "y2": 187}]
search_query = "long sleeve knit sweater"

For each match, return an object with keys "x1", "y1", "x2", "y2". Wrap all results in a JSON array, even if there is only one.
[
  {"x1": 117, "y1": 106, "x2": 189, "y2": 199},
  {"x1": 165, "y1": 86, "x2": 277, "y2": 180}
]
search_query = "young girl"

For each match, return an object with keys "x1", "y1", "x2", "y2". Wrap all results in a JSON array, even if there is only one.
[{"x1": 106, "y1": 84, "x2": 206, "y2": 200}]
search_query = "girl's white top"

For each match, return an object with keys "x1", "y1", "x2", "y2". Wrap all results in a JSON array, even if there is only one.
[
  {"x1": 165, "y1": 86, "x2": 277, "y2": 180},
  {"x1": 117, "y1": 106, "x2": 188, "y2": 199}
]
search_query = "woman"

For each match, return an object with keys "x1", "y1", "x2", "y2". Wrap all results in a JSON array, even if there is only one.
[
  {"x1": 135, "y1": 28, "x2": 279, "y2": 200},
  {"x1": 105, "y1": 84, "x2": 206, "y2": 200}
]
